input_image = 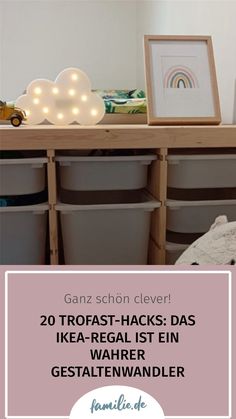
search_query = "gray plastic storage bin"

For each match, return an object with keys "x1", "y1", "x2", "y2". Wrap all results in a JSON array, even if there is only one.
[
  {"x1": 166, "y1": 199, "x2": 236, "y2": 233},
  {"x1": 56, "y1": 193, "x2": 160, "y2": 264},
  {"x1": 165, "y1": 242, "x2": 188, "y2": 265},
  {"x1": 56, "y1": 155, "x2": 157, "y2": 191},
  {"x1": 0, "y1": 204, "x2": 48, "y2": 264},
  {"x1": 167, "y1": 154, "x2": 236, "y2": 189},
  {"x1": 0, "y1": 158, "x2": 47, "y2": 195}
]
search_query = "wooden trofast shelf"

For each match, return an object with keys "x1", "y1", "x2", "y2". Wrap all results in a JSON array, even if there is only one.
[{"x1": 1, "y1": 124, "x2": 236, "y2": 264}]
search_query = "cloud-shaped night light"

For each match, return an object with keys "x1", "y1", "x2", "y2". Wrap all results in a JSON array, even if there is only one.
[{"x1": 15, "y1": 68, "x2": 105, "y2": 125}]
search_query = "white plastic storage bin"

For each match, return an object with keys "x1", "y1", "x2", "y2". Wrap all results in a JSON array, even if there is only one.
[
  {"x1": 165, "y1": 242, "x2": 188, "y2": 265},
  {"x1": 56, "y1": 155, "x2": 157, "y2": 191},
  {"x1": 0, "y1": 204, "x2": 48, "y2": 264},
  {"x1": 0, "y1": 158, "x2": 47, "y2": 195},
  {"x1": 56, "y1": 193, "x2": 160, "y2": 264},
  {"x1": 167, "y1": 154, "x2": 236, "y2": 189},
  {"x1": 166, "y1": 199, "x2": 236, "y2": 233}
]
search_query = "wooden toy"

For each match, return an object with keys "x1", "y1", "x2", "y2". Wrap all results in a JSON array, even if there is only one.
[{"x1": 0, "y1": 100, "x2": 26, "y2": 126}]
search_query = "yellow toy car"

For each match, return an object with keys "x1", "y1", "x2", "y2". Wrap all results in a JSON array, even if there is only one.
[{"x1": 0, "y1": 100, "x2": 26, "y2": 127}]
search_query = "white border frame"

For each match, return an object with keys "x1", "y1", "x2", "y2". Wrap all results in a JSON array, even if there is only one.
[{"x1": 5, "y1": 270, "x2": 232, "y2": 419}]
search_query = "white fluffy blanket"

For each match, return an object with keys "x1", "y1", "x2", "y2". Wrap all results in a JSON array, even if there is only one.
[{"x1": 176, "y1": 216, "x2": 236, "y2": 265}]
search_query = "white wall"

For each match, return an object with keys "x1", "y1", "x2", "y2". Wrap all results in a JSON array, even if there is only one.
[
  {"x1": 0, "y1": 0, "x2": 137, "y2": 101},
  {"x1": 1, "y1": 0, "x2": 236, "y2": 123},
  {"x1": 136, "y1": 1, "x2": 166, "y2": 90},
  {"x1": 136, "y1": 0, "x2": 236, "y2": 123}
]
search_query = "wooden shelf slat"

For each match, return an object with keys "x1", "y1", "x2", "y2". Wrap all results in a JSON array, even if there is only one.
[{"x1": 0, "y1": 124, "x2": 236, "y2": 150}]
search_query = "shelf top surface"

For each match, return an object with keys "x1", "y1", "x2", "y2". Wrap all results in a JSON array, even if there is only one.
[
  {"x1": 0, "y1": 123, "x2": 236, "y2": 150},
  {"x1": 0, "y1": 123, "x2": 236, "y2": 130}
]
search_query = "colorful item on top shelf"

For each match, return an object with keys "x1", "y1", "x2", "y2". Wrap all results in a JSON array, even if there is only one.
[
  {"x1": 0, "y1": 100, "x2": 26, "y2": 127},
  {"x1": 95, "y1": 89, "x2": 147, "y2": 114}
]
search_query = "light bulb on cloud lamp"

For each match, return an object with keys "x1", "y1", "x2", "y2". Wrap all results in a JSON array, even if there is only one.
[
  {"x1": 49, "y1": 109, "x2": 73, "y2": 126},
  {"x1": 81, "y1": 94, "x2": 88, "y2": 102},
  {"x1": 52, "y1": 87, "x2": 59, "y2": 95},
  {"x1": 16, "y1": 94, "x2": 44, "y2": 125},
  {"x1": 33, "y1": 97, "x2": 40, "y2": 105},
  {"x1": 16, "y1": 78, "x2": 55, "y2": 124},
  {"x1": 42, "y1": 107, "x2": 49, "y2": 114},
  {"x1": 56, "y1": 67, "x2": 91, "y2": 92},
  {"x1": 68, "y1": 89, "x2": 76, "y2": 97},
  {"x1": 72, "y1": 107, "x2": 80, "y2": 115},
  {"x1": 28, "y1": 79, "x2": 55, "y2": 97},
  {"x1": 71, "y1": 73, "x2": 78, "y2": 81},
  {"x1": 34, "y1": 87, "x2": 42, "y2": 95},
  {"x1": 77, "y1": 93, "x2": 105, "y2": 125}
]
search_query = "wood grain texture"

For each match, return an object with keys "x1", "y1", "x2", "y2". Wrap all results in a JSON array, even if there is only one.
[
  {"x1": 148, "y1": 148, "x2": 168, "y2": 201},
  {"x1": 47, "y1": 150, "x2": 59, "y2": 264},
  {"x1": 207, "y1": 37, "x2": 221, "y2": 123},
  {"x1": 147, "y1": 148, "x2": 167, "y2": 264},
  {"x1": 0, "y1": 125, "x2": 235, "y2": 150},
  {"x1": 148, "y1": 238, "x2": 165, "y2": 265}
]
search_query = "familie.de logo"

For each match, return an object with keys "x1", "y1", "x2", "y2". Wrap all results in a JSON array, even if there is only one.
[{"x1": 69, "y1": 385, "x2": 164, "y2": 418}]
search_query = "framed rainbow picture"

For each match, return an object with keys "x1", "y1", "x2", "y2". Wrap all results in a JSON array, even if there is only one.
[{"x1": 144, "y1": 35, "x2": 221, "y2": 125}]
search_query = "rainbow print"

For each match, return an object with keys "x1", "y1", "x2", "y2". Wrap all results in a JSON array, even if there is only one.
[{"x1": 164, "y1": 66, "x2": 199, "y2": 89}]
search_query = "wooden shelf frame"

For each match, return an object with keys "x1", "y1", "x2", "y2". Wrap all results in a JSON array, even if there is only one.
[
  {"x1": 1, "y1": 124, "x2": 236, "y2": 150},
  {"x1": 1, "y1": 124, "x2": 236, "y2": 265}
]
